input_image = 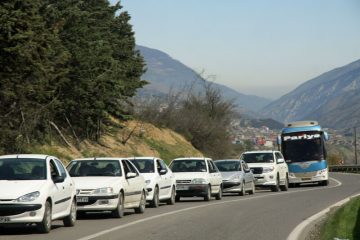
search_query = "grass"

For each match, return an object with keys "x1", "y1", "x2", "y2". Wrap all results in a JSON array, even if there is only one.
[{"x1": 320, "y1": 196, "x2": 360, "y2": 240}]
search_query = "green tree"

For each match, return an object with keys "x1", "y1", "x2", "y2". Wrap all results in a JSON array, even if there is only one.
[{"x1": 0, "y1": 0, "x2": 69, "y2": 152}]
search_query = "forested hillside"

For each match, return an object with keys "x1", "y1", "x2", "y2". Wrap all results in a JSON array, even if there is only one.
[{"x1": 0, "y1": 0, "x2": 145, "y2": 153}]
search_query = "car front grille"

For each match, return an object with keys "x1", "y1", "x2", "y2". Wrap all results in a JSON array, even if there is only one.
[
  {"x1": 250, "y1": 167, "x2": 263, "y2": 174},
  {"x1": 294, "y1": 171, "x2": 317, "y2": 178},
  {"x1": 78, "y1": 189, "x2": 94, "y2": 195},
  {"x1": 176, "y1": 180, "x2": 191, "y2": 184}
]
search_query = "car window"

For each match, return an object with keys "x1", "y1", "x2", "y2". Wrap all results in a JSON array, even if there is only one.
[
  {"x1": 55, "y1": 159, "x2": 67, "y2": 178},
  {"x1": 170, "y1": 159, "x2": 207, "y2": 172},
  {"x1": 210, "y1": 161, "x2": 218, "y2": 172},
  {"x1": 0, "y1": 158, "x2": 46, "y2": 180},
  {"x1": 124, "y1": 160, "x2": 139, "y2": 175},
  {"x1": 215, "y1": 161, "x2": 240, "y2": 172},
  {"x1": 241, "y1": 153, "x2": 274, "y2": 163},
  {"x1": 159, "y1": 160, "x2": 168, "y2": 171},
  {"x1": 208, "y1": 160, "x2": 216, "y2": 173},
  {"x1": 131, "y1": 159, "x2": 154, "y2": 173},
  {"x1": 67, "y1": 160, "x2": 122, "y2": 177},
  {"x1": 50, "y1": 160, "x2": 60, "y2": 178}
]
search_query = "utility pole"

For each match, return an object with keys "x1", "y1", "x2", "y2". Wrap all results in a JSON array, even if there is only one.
[{"x1": 355, "y1": 127, "x2": 358, "y2": 165}]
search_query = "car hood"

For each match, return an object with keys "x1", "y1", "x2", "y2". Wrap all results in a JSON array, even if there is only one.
[
  {"x1": 140, "y1": 173, "x2": 156, "y2": 181},
  {"x1": 0, "y1": 180, "x2": 47, "y2": 200},
  {"x1": 72, "y1": 177, "x2": 119, "y2": 189},
  {"x1": 173, "y1": 172, "x2": 208, "y2": 180},
  {"x1": 220, "y1": 172, "x2": 241, "y2": 180},
  {"x1": 247, "y1": 163, "x2": 274, "y2": 168}
]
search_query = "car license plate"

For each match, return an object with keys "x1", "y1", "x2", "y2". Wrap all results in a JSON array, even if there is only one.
[
  {"x1": 176, "y1": 185, "x2": 189, "y2": 190},
  {"x1": 0, "y1": 217, "x2": 10, "y2": 223},
  {"x1": 302, "y1": 177, "x2": 311, "y2": 181},
  {"x1": 77, "y1": 196, "x2": 89, "y2": 203}
]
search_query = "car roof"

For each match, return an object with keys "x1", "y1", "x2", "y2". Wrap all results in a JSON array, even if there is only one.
[
  {"x1": 0, "y1": 154, "x2": 52, "y2": 159},
  {"x1": 242, "y1": 150, "x2": 278, "y2": 154},
  {"x1": 129, "y1": 157, "x2": 158, "y2": 160},
  {"x1": 215, "y1": 159, "x2": 242, "y2": 162},
  {"x1": 173, "y1": 157, "x2": 211, "y2": 161},
  {"x1": 70, "y1": 157, "x2": 129, "y2": 161}
]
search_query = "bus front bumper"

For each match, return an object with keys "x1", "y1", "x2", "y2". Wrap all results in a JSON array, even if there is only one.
[{"x1": 288, "y1": 171, "x2": 328, "y2": 184}]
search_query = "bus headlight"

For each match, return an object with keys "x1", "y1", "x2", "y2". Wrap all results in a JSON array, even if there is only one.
[{"x1": 317, "y1": 169, "x2": 327, "y2": 176}]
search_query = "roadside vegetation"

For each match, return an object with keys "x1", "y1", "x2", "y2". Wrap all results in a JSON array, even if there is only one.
[
  {"x1": 0, "y1": 0, "x2": 145, "y2": 154},
  {"x1": 320, "y1": 196, "x2": 360, "y2": 240},
  {"x1": 135, "y1": 80, "x2": 236, "y2": 159}
]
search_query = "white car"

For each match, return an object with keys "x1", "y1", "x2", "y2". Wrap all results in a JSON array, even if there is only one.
[
  {"x1": 214, "y1": 159, "x2": 255, "y2": 195},
  {"x1": 67, "y1": 158, "x2": 147, "y2": 218},
  {"x1": 130, "y1": 157, "x2": 176, "y2": 207},
  {"x1": 241, "y1": 150, "x2": 289, "y2": 192},
  {"x1": 169, "y1": 157, "x2": 223, "y2": 201},
  {"x1": 0, "y1": 154, "x2": 76, "y2": 233}
]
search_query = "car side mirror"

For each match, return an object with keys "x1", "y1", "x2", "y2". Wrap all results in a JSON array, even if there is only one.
[
  {"x1": 126, "y1": 172, "x2": 137, "y2": 179},
  {"x1": 244, "y1": 169, "x2": 251, "y2": 173},
  {"x1": 277, "y1": 158, "x2": 285, "y2": 164},
  {"x1": 159, "y1": 169, "x2": 167, "y2": 175},
  {"x1": 53, "y1": 175, "x2": 65, "y2": 183}
]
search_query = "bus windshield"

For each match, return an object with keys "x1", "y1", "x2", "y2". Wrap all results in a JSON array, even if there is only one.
[{"x1": 282, "y1": 132, "x2": 324, "y2": 162}]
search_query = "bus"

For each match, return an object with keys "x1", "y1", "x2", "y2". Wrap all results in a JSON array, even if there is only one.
[{"x1": 278, "y1": 121, "x2": 329, "y2": 186}]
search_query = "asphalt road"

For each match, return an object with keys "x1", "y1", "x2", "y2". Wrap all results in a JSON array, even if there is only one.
[{"x1": 1, "y1": 173, "x2": 360, "y2": 240}]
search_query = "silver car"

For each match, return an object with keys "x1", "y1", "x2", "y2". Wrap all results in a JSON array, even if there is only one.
[{"x1": 214, "y1": 159, "x2": 255, "y2": 196}]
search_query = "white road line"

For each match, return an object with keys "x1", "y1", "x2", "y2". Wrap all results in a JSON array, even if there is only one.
[
  {"x1": 287, "y1": 177, "x2": 360, "y2": 240},
  {"x1": 77, "y1": 178, "x2": 342, "y2": 240}
]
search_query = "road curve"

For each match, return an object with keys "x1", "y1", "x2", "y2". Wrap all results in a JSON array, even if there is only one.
[{"x1": 1, "y1": 173, "x2": 360, "y2": 240}]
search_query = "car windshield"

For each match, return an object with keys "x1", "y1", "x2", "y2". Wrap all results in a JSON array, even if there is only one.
[
  {"x1": 131, "y1": 159, "x2": 155, "y2": 173},
  {"x1": 0, "y1": 158, "x2": 47, "y2": 180},
  {"x1": 170, "y1": 159, "x2": 207, "y2": 172},
  {"x1": 214, "y1": 161, "x2": 240, "y2": 172},
  {"x1": 282, "y1": 133, "x2": 324, "y2": 162},
  {"x1": 241, "y1": 153, "x2": 274, "y2": 163},
  {"x1": 67, "y1": 160, "x2": 121, "y2": 177}
]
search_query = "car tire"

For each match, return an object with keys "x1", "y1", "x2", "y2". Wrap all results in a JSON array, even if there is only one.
[
  {"x1": 166, "y1": 186, "x2": 176, "y2": 205},
  {"x1": 134, "y1": 190, "x2": 146, "y2": 214},
  {"x1": 249, "y1": 181, "x2": 255, "y2": 195},
  {"x1": 239, "y1": 181, "x2": 245, "y2": 196},
  {"x1": 280, "y1": 175, "x2": 289, "y2": 191},
  {"x1": 175, "y1": 195, "x2": 181, "y2": 202},
  {"x1": 320, "y1": 180, "x2": 329, "y2": 186},
  {"x1": 215, "y1": 185, "x2": 222, "y2": 200},
  {"x1": 271, "y1": 175, "x2": 280, "y2": 192},
  {"x1": 37, "y1": 201, "x2": 52, "y2": 233},
  {"x1": 111, "y1": 192, "x2": 124, "y2": 218},
  {"x1": 150, "y1": 186, "x2": 160, "y2": 208},
  {"x1": 63, "y1": 198, "x2": 76, "y2": 227},
  {"x1": 204, "y1": 185, "x2": 211, "y2": 201}
]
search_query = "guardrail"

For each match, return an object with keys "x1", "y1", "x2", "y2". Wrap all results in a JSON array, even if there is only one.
[{"x1": 329, "y1": 165, "x2": 360, "y2": 173}]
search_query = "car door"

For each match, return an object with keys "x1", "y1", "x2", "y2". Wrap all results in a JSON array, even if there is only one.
[
  {"x1": 124, "y1": 160, "x2": 143, "y2": 204},
  {"x1": 157, "y1": 159, "x2": 172, "y2": 198},
  {"x1": 275, "y1": 152, "x2": 286, "y2": 181},
  {"x1": 54, "y1": 159, "x2": 73, "y2": 213},
  {"x1": 207, "y1": 160, "x2": 221, "y2": 193},
  {"x1": 49, "y1": 159, "x2": 68, "y2": 216},
  {"x1": 241, "y1": 161, "x2": 252, "y2": 188}
]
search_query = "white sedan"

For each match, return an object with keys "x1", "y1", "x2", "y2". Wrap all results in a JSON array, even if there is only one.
[
  {"x1": 67, "y1": 158, "x2": 147, "y2": 218},
  {"x1": 130, "y1": 157, "x2": 176, "y2": 207},
  {"x1": 0, "y1": 154, "x2": 77, "y2": 233}
]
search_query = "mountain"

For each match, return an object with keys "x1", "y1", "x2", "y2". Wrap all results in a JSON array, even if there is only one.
[
  {"x1": 261, "y1": 59, "x2": 360, "y2": 129},
  {"x1": 136, "y1": 45, "x2": 271, "y2": 113}
]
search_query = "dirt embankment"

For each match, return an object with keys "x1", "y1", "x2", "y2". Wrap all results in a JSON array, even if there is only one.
[{"x1": 29, "y1": 120, "x2": 202, "y2": 164}]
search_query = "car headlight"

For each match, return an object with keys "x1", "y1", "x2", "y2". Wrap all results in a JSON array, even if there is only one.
[
  {"x1": 262, "y1": 167, "x2": 275, "y2": 173},
  {"x1": 145, "y1": 180, "x2": 151, "y2": 185},
  {"x1": 191, "y1": 178, "x2": 207, "y2": 184},
  {"x1": 16, "y1": 191, "x2": 40, "y2": 202},
  {"x1": 93, "y1": 187, "x2": 114, "y2": 195},
  {"x1": 76, "y1": 189, "x2": 81, "y2": 195},
  {"x1": 289, "y1": 172, "x2": 295, "y2": 177}
]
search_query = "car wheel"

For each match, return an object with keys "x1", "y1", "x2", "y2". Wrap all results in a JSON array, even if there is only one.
[
  {"x1": 63, "y1": 198, "x2": 76, "y2": 227},
  {"x1": 111, "y1": 192, "x2": 124, "y2": 218},
  {"x1": 150, "y1": 186, "x2": 160, "y2": 208},
  {"x1": 319, "y1": 180, "x2": 329, "y2": 186},
  {"x1": 204, "y1": 185, "x2": 211, "y2": 201},
  {"x1": 134, "y1": 190, "x2": 146, "y2": 214},
  {"x1": 249, "y1": 181, "x2": 255, "y2": 195},
  {"x1": 167, "y1": 186, "x2": 176, "y2": 205},
  {"x1": 239, "y1": 181, "x2": 245, "y2": 196},
  {"x1": 271, "y1": 175, "x2": 280, "y2": 192},
  {"x1": 175, "y1": 195, "x2": 181, "y2": 202},
  {"x1": 280, "y1": 175, "x2": 289, "y2": 191},
  {"x1": 215, "y1": 185, "x2": 222, "y2": 200},
  {"x1": 37, "y1": 201, "x2": 52, "y2": 233}
]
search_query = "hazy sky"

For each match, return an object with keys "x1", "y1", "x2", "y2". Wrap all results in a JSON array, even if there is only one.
[{"x1": 113, "y1": 0, "x2": 360, "y2": 99}]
